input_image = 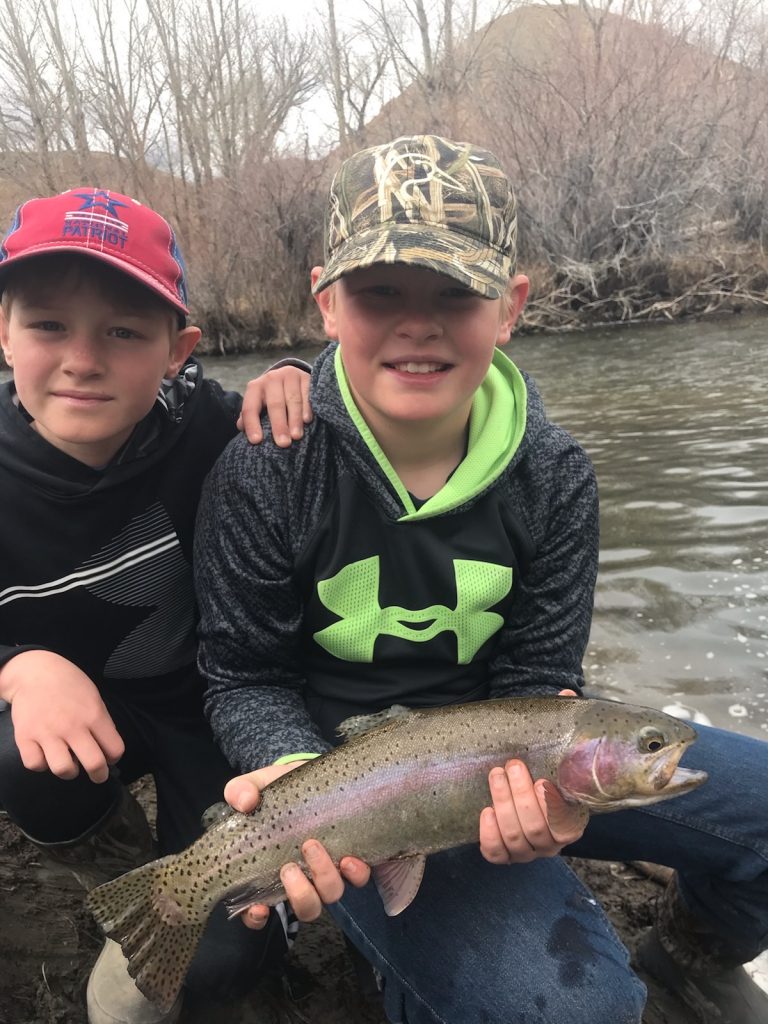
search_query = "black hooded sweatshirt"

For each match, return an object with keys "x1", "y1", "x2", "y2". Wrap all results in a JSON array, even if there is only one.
[{"x1": 0, "y1": 359, "x2": 240, "y2": 710}]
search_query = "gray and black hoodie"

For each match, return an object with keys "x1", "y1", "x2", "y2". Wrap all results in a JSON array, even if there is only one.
[{"x1": 195, "y1": 342, "x2": 599, "y2": 773}]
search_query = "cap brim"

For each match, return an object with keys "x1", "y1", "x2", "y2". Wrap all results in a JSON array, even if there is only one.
[
  {"x1": 0, "y1": 244, "x2": 189, "y2": 316},
  {"x1": 312, "y1": 224, "x2": 511, "y2": 298}
]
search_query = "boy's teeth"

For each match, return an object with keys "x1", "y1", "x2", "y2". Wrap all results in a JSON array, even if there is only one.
[{"x1": 394, "y1": 362, "x2": 443, "y2": 373}]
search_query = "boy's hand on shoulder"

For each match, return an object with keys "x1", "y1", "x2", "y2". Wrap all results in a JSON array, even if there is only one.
[
  {"x1": 224, "y1": 763, "x2": 371, "y2": 928},
  {"x1": 238, "y1": 364, "x2": 312, "y2": 447},
  {"x1": 0, "y1": 650, "x2": 123, "y2": 784},
  {"x1": 480, "y1": 688, "x2": 588, "y2": 864}
]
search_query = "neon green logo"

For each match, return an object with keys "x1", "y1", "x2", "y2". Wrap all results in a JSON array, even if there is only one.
[{"x1": 314, "y1": 556, "x2": 512, "y2": 664}]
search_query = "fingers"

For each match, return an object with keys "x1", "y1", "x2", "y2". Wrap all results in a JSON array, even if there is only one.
[
  {"x1": 299, "y1": 370, "x2": 312, "y2": 425},
  {"x1": 267, "y1": 389, "x2": 301, "y2": 449},
  {"x1": 241, "y1": 842, "x2": 364, "y2": 930},
  {"x1": 339, "y1": 855, "x2": 371, "y2": 888},
  {"x1": 277, "y1": 370, "x2": 312, "y2": 446},
  {"x1": 224, "y1": 773, "x2": 264, "y2": 813},
  {"x1": 238, "y1": 379, "x2": 268, "y2": 445},
  {"x1": 281, "y1": 840, "x2": 346, "y2": 922},
  {"x1": 15, "y1": 736, "x2": 47, "y2": 773},
  {"x1": 69, "y1": 732, "x2": 111, "y2": 783},
  {"x1": 239, "y1": 367, "x2": 312, "y2": 447},
  {"x1": 241, "y1": 904, "x2": 270, "y2": 930},
  {"x1": 558, "y1": 689, "x2": 578, "y2": 697},
  {"x1": 481, "y1": 760, "x2": 578, "y2": 864},
  {"x1": 224, "y1": 761, "x2": 305, "y2": 813},
  {"x1": 36, "y1": 736, "x2": 80, "y2": 780},
  {"x1": 93, "y1": 717, "x2": 126, "y2": 767},
  {"x1": 481, "y1": 762, "x2": 540, "y2": 863},
  {"x1": 236, "y1": 410, "x2": 261, "y2": 444}
]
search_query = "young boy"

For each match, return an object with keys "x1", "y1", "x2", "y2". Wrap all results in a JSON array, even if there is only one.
[
  {"x1": 194, "y1": 136, "x2": 768, "y2": 1024},
  {"x1": 0, "y1": 187, "x2": 311, "y2": 1024}
]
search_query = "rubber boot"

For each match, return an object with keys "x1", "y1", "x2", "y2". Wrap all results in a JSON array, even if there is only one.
[
  {"x1": 636, "y1": 873, "x2": 768, "y2": 1024},
  {"x1": 87, "y1": 940, "x2": 182, "y2": 1024},
  {"x1": 28, "y1": 786, "x2": 156, "y2": 890},
  {"x1": 28, "y1": 787, "x2": 179, "y2": 1024}
]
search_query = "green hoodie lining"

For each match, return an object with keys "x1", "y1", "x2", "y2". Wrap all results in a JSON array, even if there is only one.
[{"x1": 334, "y1": 346, "x2": 527, "y2": 521}]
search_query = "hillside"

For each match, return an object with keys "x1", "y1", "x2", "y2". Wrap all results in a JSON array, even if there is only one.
[{"x1": 0, "y1": 3, "x2": 766, "y2": 344}]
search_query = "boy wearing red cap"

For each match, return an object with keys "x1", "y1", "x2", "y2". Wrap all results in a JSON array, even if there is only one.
[
  {"x1": 196, "y1": 136, "x2": 768, "y2": 1024},
  {"x1": 0, "y1": 188, "x2": 309, "y2": 1023}
]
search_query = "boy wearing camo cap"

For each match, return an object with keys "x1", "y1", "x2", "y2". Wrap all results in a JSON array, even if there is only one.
[{"x1": 196, "y1": 135, "x2": 768, "y2": 1023}]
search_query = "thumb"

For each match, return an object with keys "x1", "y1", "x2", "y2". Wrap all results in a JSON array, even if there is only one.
[{"x1": 224, "y1": 774, "x2": 262, "y2": 813}]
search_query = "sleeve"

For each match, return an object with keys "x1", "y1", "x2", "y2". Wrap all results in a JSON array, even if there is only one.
[
  {"x1": 193, "y1": 435, "x2": 330, "y2": 773},
  {"x1": 0, "y1": 644, "x2": 48, "y2": 674},
  {"x1": 265, "y1": 357, "x2": 313, "y2": 374},
  {"x1": 488, "y1": 437, "x2": 599, "y2": 699},
  {"x1": 206, "y1": 378, "x2": 243, "y2": 421}
]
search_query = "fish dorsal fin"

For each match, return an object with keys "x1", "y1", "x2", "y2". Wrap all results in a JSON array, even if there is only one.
[
  {"x1": 337, "y1": 704, "x2": 413, "y2": 741},
  {"x1": 373, "y1": 855, "x2": 426, "y2": 916}
]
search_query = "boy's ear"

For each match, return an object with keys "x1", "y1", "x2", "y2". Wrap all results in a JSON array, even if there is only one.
[
  {"x1": 166, "y1": 325, "x2": 201, "y2": 377},
  {"x1": 496, "y1": 274, "x2": 529, "y2": 347},
  {"x1": 310, "y1": 266, "x2": 338, "y2": 340},
  {"x1": 0, "y1": 307, "x2": 12, "y2": 366}
]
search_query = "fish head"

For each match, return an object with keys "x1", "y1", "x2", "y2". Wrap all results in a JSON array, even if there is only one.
[{"x1": 555, "y1": 701, "x2": 708, "y2": 811}]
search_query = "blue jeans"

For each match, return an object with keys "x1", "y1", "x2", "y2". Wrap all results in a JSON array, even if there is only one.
[{"x1": 329, "y1": 724, "x2": 768, "y2": 1024}]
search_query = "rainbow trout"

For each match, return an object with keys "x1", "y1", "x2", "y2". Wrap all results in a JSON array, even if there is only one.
[{"x1": 87, "y1": 696, "x2": 706, "y2": 1011}]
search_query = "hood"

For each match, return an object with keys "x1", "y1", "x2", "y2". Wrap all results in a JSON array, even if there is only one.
[
  {"x1": 311, "y1": 342, "x2": 549, "y2": 521},
  {"x1": 0, "y1": 358, "x2": 207, "y2": 499}
]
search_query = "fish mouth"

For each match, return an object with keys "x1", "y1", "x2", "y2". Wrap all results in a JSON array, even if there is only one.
[
  {"x1": 646, "y1": 738, "x2": 697, "y2": 791},
  {"x1": 660, "y1": 765, "x2": 708, "y2": 796}
]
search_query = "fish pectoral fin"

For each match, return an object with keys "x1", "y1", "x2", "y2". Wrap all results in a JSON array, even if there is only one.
[
  {"x1": 200, "y1": 801, "x2": 236, "y2": 832},
  {"x1": 225, "y1": 879, "x2": 287, "y2": 920},
  {"x1": 337, "y1": 704, "x2": 413, "y2": 741},
  {"x1": 373, "y1": 855, "x2": 426, "y2": 916}
]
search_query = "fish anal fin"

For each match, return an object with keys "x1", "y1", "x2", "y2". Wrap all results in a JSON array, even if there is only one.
[
  {"x1": 373, "y1": 855, "x2": 426, "y2": 916},
  {"x1": 225, "y1": 878, "x2": 287, "y2": 919}
]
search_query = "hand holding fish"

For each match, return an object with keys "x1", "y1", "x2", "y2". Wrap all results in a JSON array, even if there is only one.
[
  {"x1": 480, "y1": 761, "x2": 588, "y2": 863},
  {"x1": 224, "y1": 760, "x2": 371, "y2": 927},
  {"x1": 0, "y1": 649, "x2": 124, "y2": 783},
  {"x1": 479, "y1": 690, "x2": 587, "y2": 863}
]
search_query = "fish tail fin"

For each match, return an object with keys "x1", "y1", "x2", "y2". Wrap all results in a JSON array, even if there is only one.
[{"x1": 86, "y1": 856, "x2": 205, "y2": 1013}]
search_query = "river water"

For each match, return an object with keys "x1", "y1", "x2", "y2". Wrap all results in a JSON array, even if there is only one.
[{"x1": 3, "y1": 315, "x2": 766, "y2": 737}]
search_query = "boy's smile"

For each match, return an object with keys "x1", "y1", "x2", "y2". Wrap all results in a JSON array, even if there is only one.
[
  {"x1": 313, "y1": 264, "x2": 527, "y2": 450},
  {"x1": 0, "y1": 277, "x2": 198, "y2": 467}
]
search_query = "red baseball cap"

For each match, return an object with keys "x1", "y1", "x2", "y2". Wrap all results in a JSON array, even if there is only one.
[{"x1": 0, "y1": 188, "x2": 189, "y2": 317}]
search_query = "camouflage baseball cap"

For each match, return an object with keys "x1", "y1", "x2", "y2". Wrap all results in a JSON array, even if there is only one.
[{"x1": 312, "y1": 134, "x2": 518, "y2": 298}]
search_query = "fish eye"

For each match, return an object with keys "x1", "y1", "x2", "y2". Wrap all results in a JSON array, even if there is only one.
[{"x1": 638, "y1": 726, "x2": 667, "y2": 753}]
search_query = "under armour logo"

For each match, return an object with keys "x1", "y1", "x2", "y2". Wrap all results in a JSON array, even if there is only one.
[{"x1": 314, "y1": 556, "x2": 512, "y2": 664}]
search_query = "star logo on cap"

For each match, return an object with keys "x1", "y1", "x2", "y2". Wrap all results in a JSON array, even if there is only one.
[{"x1": 75, "y1": 190, "x2": 128, "y2": 220}]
